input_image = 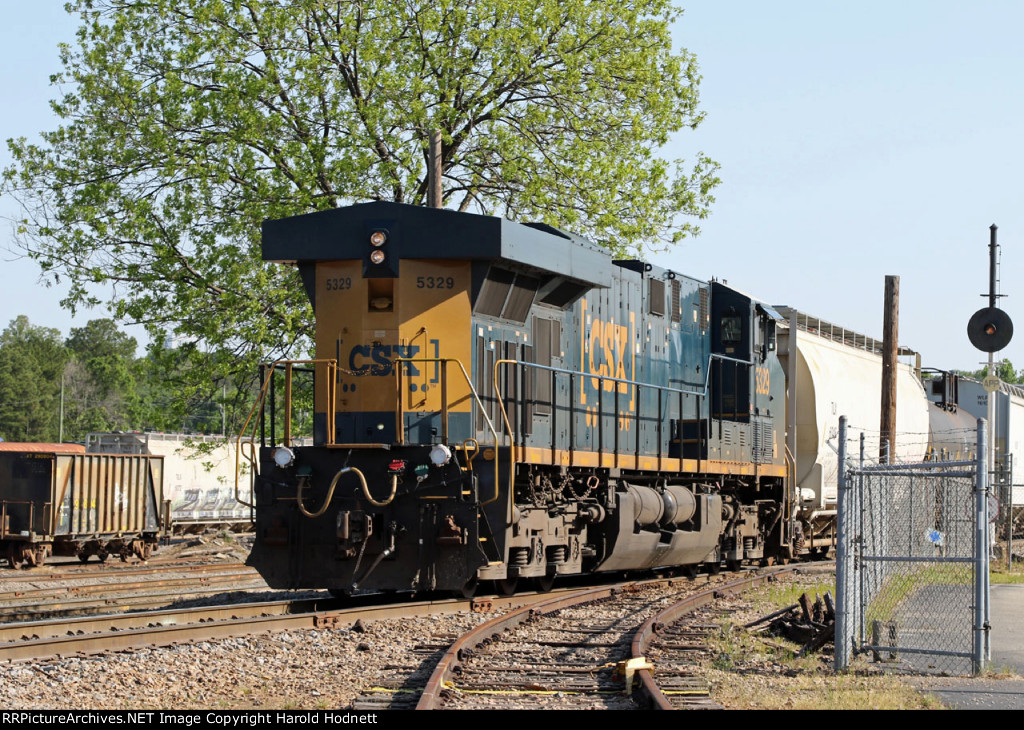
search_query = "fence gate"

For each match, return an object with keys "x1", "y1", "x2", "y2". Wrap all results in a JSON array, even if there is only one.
[{"x1": 835, "y1": 416, "x2": 990, "y2": 674}]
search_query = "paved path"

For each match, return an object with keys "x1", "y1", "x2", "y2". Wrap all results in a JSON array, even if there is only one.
[{"x1": 912, "y1": 583, "x2": 1024, "y2": 709}]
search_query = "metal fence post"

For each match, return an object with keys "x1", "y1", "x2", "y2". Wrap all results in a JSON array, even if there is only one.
[
  {"x1": 835, "y1": 416, "x2": 850, "y2": 670},
  {"x1": 975, "y1": 418, "x2": 988, "y2": 673},
  {"x1": 857, "y1": 431, "x2": 866, "y2": 649}
]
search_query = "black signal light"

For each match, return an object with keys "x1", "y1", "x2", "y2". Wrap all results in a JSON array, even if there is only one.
[{"x1": 968, "y1": 306, "x2": 1013, "y2": 353}]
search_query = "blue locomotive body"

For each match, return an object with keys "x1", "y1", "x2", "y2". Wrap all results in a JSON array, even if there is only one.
[{"x1": 245, "y1": 202, "x2": 793, "y2": 595}]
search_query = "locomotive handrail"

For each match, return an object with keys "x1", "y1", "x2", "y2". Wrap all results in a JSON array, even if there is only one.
[
  {"x1": 235, "y1": 358, "x2": 339, "y2": 509},
  {"x1": 502, "y1": 359, "x2": 708, "y2": 399},
  {"x1": 492, "y1": 352, "x2": 768, "y2": 471},
  {"x1": 392, "y1": 356, "x2": 502, "y2": 506},
  {"x1": 493, "y1": 358, "x2": 708, "y2": 467},
  {"x1": 492, "y1": 352, "x2": 755, "y2": 403}
]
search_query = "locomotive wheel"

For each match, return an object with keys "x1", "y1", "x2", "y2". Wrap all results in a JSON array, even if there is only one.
[
  {"x1": 96, "y1": 550, "x2": 109, "y2": 563},
  {"x1": 6, "y1": 545, "x2": 24, "y2": 570},
  {"x1": 707, "y1": 562, "x2": 722, "y2": 575},
  {"x1": 726, "y1": 559, "x2": 742, "y2": 572},
  {"x1": 534, "y1": 573, "x2": 555, "y2": 593},
  {"x1": 78, "y1": 553, "x2": 90, "y2": 563},
  {"x1": 683, "y1": 564, "x2": 699, "y2": 579},
  {"x1": 494, "y1": 577, "x2": 518, "y2": 596}
]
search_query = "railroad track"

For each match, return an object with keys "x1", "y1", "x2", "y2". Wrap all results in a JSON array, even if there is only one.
[
  {"x1": 0, "y1": 563, "x2": 268, "y2": 621},
  {"x1": 410, "y1": 579, "x2": 700, "y2": 709},
  {"x1": 1, "y1": 565, "x2": 833, "y2": 710},
  {"x1": 629, "y1": 571, "x2": 792, "y2": 709},
  {"x1": 0, "y1": 589, "x2": 563, "y2": 665},
  {"x1": 408, "y1": 567, "x2": 805, "y2": 710},
  {"x1": 0, "y1": 559, "x2": 247, "y2": 585}
]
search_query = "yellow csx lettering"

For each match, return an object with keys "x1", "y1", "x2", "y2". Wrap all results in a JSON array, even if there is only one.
[
  {"x1": 587, "y1": 318, "x2": 629, "y2": 393},
  {"x1": 755, "y1": 366, "x2": 770, "y2": 396}
]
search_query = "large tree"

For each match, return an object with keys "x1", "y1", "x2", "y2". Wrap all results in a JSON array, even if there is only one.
[
  {"x1": 3, "y1": 0, "x2": 719, "y2": 389},
  {"x1": 0, "y1": 317, "x2": 68, "y2": 442},
  {"x1": 63, "y1": 318, "x2": 144, "y2": 436}
]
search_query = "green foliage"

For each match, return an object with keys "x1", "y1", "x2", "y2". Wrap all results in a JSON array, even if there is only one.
[
  {"x1": 957, "y1": 358, "x2": 1023, "y2": 384},
  {"x1": 2, "y1": 0, "x2": 718, "y2": 397},
  {"x1": 0, "y1": 317, "x2": 68, "y2": 441},
  {"x1": 61, "y1": 318, "x2": 143, "y2": 435},
  {"x1": 0, "y1": 315, "x2": 246, "y2": 443}
]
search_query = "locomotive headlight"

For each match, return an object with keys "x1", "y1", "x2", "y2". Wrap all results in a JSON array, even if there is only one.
[
  {"x1": 370, "y1": 231, "x2": 387, "y2": 247},
  {"x1": 272, "y1": 446, "x2": 295, "y2": 468},
  {"x1": 429, "y1": 444, "x2": 452, "y2": 466},
  {"x1": 369, "y1": 249, "x2": 386, "y2": 265}
]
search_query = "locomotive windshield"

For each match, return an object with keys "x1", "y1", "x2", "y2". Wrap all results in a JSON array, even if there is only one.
[{"x1": 721, "y1": 310, "x2": 742, "y2": 350}]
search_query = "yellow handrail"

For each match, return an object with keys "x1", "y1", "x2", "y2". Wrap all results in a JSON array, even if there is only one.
[
  {"x1": 234, "y1": 358, "x2": 338, "y2": 509},
  {"x1": 393, "y1": 356, "x2": 502, "y2": 506}
]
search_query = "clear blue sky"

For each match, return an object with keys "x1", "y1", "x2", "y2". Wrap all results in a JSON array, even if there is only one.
[
  {"x1": 2, "y1": 2, "x2": 1022, "y2": 373},
  {"x1": 656, "y1": 1, "x2": 1024, "y2": 374}
]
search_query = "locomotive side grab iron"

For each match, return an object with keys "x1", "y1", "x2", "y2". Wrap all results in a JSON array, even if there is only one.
[{"x1": 242, "y1": 202, "x2": 797, "y2": 596}]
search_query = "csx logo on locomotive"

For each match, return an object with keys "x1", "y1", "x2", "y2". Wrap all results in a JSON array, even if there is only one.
[
  {"x1": 348, "y1": 335, "x2": 440, "y2": 380},
  {"x1": 347, "y1": 342, "x2": 432, "y2": 376},
  {"x1": 580, "y1": 303, "x2": 637, "y2": 427},
  {"x1": 350, "y1": 344, "x2": 417, "y2": 376}
]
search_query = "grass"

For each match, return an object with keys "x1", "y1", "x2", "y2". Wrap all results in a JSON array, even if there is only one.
[
  {"x1": 990, "y1": 561, "x2": 1024, "y2": 584},
  {"x1": 763, "y1": 577, "x2": 836, "y2": 608},
  {"x1": 697, "y1": 575, "x2": 946, "y2": 710}
]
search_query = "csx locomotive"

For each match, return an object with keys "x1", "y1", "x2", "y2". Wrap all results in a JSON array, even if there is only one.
[{"x1": 243, "y1": 202, "x2": 796, "y2": 596}]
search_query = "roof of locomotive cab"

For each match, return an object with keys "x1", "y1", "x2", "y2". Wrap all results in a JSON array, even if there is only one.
[
  {"x1": 262, "y1": 201, "x2": 613, "y2": 287},
  {"x1": 711, "y1": 279, "x2": 784, "y2": 320}
]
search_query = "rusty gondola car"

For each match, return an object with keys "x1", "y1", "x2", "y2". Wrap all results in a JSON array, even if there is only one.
[
  {"x1": 0, "y1": 443, "x2": 166, "y2": 567},
  {"x1": 241, "y1": 201, "x2": 794, "y2": 597}
]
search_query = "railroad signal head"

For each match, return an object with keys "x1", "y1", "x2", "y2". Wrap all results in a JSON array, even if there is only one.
[{"x1": 968, "y1": 306, "x2": 1014, "y2": 353}]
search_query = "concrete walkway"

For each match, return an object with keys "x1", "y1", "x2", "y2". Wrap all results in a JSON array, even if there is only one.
[{"x1": 912, "y1": 583, "x2": 1024, "y2": 709}]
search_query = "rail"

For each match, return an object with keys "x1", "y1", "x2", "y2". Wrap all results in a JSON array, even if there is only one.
[
  {"x1": 491, "y1": 351, "x2": 757, "y2": 470},
  {"x1": 0, "y1": 500, "x2": 37, "y2": 540},
  {"x1": 235, "y1": 359, "x2": 338, "y2": 508},
  {"x1": 393, "y1": 356, "x2": 502, "y2": 506},
  {"x1": 493, "y1": 358, "x2": 710, "y2": 471},
  {"x1": 631, "y1": 566, "x2": 801, "y2": 709}
]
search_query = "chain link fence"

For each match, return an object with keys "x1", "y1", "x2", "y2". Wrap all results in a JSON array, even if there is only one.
[{"x1": 835, "y1": 417, "x2": 990, "y2": 675}]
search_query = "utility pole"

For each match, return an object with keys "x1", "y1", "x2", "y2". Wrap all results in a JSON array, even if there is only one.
[
  {"x1": 880, "y1": 275, "x2": 899, "y2": 464},
  {"x1": 59, "y1": 370, "x2": 65, "y2": 444},
  {"x1": 427, "y1": 130, "x2": 442, "y2": 208}
]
